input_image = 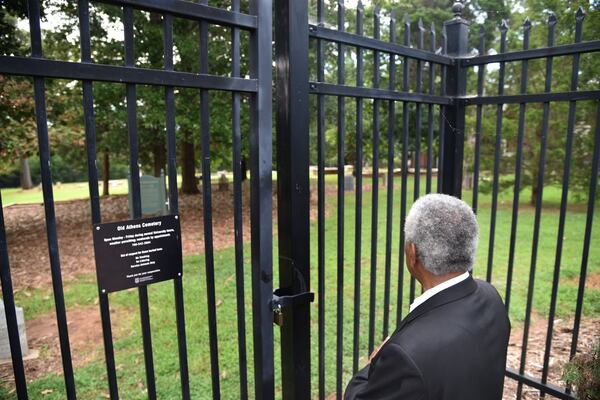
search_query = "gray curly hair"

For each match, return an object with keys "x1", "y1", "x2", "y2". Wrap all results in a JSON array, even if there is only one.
[{"x1": 404, "y1": 193, "x2": 479, "y2": 276}]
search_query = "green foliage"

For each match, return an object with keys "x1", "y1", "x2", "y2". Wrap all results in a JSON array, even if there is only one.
[{"x1": 563, "y1": 337, "x2": 600, "y2": 400}]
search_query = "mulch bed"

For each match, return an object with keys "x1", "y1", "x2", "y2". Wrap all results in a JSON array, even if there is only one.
[{"x1": 2, "y1": 186, "x2": 276, "y2": 292}]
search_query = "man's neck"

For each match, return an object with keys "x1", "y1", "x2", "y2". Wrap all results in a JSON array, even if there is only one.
[{"x1": 421, "y1": 270, "x2": 464, "y2": 292}]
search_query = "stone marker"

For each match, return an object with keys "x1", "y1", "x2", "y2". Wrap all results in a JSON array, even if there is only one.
[
  {"x1": 218, "y1": 172, "x2": 229, "y2": 191},
  {"x1": 0, "y1": 302, "x2": 28, "y2": 360},
  {"x1": 344, "y1": 174, "x2": 354, "y2": 191},
  {"x1": 128, "y1": 169, "x2": 168, "y2": 217}
]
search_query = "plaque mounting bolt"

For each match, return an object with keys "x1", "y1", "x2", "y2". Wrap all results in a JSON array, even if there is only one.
[
  {"x1": 96, "y1": 226, "x2": 100, "y2": 230},
  {"x1": 102, "y1": 289, "x2": 106, "y2": 293},
  {"x1": 178, "y1": 273, "x2": 182, "y2": 277},
  {"x1": 175, "y1": 215, "x2": 178, "y2": 219}
]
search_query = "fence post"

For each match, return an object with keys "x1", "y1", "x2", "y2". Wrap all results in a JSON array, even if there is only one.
[
  {"x1": 274, "y1": 0, "x2": 312, "y2": 398},
  {"x1": 441, "y1": 2, "x2": 470, "y2": 197}
]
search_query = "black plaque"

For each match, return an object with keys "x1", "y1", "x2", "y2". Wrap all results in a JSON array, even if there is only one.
[{"x1": 92, "y1": 214, "x2": 183, "y2": 293}]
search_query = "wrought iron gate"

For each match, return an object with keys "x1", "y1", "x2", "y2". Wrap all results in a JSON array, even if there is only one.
[
  {"x1": 274, "y1": 1, "x2": 600, "y2": 399},
  {"x1": 0, "y1": 0, "x2": 273, "y2": 399}
]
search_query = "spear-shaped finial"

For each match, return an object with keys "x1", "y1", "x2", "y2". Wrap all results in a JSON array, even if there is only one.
[
  {"x1": 523, "y1": 16, "x2": 531, "y2": 31},
  {"x1": 418, "y1": 17, "x2": 424, "y2": 32},
  {"x1": 548, "y1": 12, "x2": 557, "y2": 26},
  {"x1": 575, "y1": 6, "x2": 585, "y2": 21},
  {"x1": 452, "y1": 0, "x2": 464, "y2": 18},
  {"x1": 479, "y1": 24, "x2": 485, "y2": 37},
  {"x1": 500, "y1": 19, "x2": 509, "y2": 33},
  {"x1": 357, "y1": 0, "x2": 363, "y2": 12}
]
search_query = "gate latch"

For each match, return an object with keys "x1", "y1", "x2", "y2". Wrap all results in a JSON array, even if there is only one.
[{"x1": 272, "y1": 288, "x2": 314, "y2": 326}]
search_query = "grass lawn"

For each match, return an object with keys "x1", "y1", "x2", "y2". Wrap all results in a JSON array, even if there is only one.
[
  {"x1": 0, "y1": 180, "x2": 129, "y2": 205},
  {"x1": 0, "y1": 172, "x2": 277, "y2": 206},
  {"x1": 1, "y1": 176, "x2": 598, "y2": 399}
]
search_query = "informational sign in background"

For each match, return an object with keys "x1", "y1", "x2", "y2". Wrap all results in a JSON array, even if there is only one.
[{"x1": 92, "y1": 214, "x2": 182, "y2": 293}]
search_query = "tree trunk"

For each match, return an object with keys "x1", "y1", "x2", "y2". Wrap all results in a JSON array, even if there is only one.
[
  {"x1": 102, "y1": 150, "x2": 110, "y2": 197},
  {"x1": 153, "y1": 142, "x2": 166, "y2": 177},
  {"x1": 181, "y1": 132, "x2": 199, "y2": 194},
  {"x1": 20, "y1": 157, "x2": 33, "y2": 189},
  {"x1": 531, "y1": 183, "x2": 538, "y2": 207}
]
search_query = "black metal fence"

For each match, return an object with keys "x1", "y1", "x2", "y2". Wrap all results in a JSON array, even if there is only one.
[
  {"x1": 0, "y1": 0, "x2": 274, "y2": 399},
  {"x1": 275, "y1": 1, "x2": 600, "y2": 399},
  {"x1": 1, "y1": 0, "x2": 599, "y2": 399}
]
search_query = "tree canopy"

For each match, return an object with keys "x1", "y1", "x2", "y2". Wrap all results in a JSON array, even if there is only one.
[{"x1": 0, "y1": 0, "x2": 598, "y2": 200}]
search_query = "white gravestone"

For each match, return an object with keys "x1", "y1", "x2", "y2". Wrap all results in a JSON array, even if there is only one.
[{"x1": 0, "y1": 302, "x2": 28, "y2": 360}]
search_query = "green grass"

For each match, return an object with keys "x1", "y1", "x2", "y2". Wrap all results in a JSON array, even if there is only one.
[
  {"x1": 1, "y1": 175, "x2": 598, "y2": 399},
  {"x1": 0, "y1": 180, "x2": 129, "y2": 205},
  {"x1": 1, "y1": 172, "x2": 278, "y2": 206}
]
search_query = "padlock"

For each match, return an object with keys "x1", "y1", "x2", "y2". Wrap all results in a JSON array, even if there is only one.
[{"x1": 273, "y1": 307, "x2": 283, "y2": 326}]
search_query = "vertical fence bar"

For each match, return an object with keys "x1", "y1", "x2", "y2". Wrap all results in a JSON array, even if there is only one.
[
  {"x1": 368, "y1": 6, "x2": 381, "y2": 356},
  {"x1": 249, "y1": 0, "x2": 274, "y2": 398},
  {"x1": 505, "y1": 18, "x2": 530, "y2": 312},
  {"x1": 316, "y1": 0, "x2": 326, "y2": 396},
  {"x1": 123, "y1": 7, "x2": 157, "y2": 399},
  {"x1": 436, "y1": 26, "x2": 447, "y2": 194},
  {"x1": 541, "y1": 9, "x2": 584, "y2": 394},
  {"x1": 352, "y1": 0, "x2": 364, "y2": 376},
  {"x1": 78, "y1": 0, "x2": 118, "y2": 397},
  {"x1": 569, "y1": 93, "x2": 600, "y2": 368},
  {"x1": 27, "y1": 1, "x2": 77, "y2": 398},
  {"x1": 425, "y1": 22, "x2": 435, "y2": 195},
  {"x1": 569, "y1": 10, "x2": 594, "y2": 365},
  {"x1": 413, "y1": 19, "x2": 424, "y2": 202},
  {"x1": 336, "y1": 1, "x2": 346, "y2": 397},
  {"x1": 440, "y1": 5, "x2": 468, "y2": 198},
  {"x1": 516, "y1": 13, "x2": 556, "y2": 399},
  {"x1": 0, "y1": 193, "x2": 28, "y2": 398},
  {"x1": 197, "y1": 3, "x2": 221, "y2": 396},
  {"x1": 396, "y1": 13, "x2": 410, "y2": 326},
  {"x1": 382, "y1": 9, "x2": 396, "y2": 340},
  {"x1": 163, "y1": 12, "x2": 191, "y2": 400},
  {"x1": 472, "y1": 26, "x2": 485, "y2": 214},
  {"x1": 486, "y1": 20, "x2": 508, "y2": 284},
  {"x1": 275, "y1": 0, "x2": 311, "y2": 397},
  {"x1": 230, "y1": 0, "x2": 248, "y2": 397},
  {"x1": 409, "y1": 19, "x2": 425, "y2": 304}
]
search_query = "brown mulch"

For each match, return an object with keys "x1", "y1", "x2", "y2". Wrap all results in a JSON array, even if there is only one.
[
  {"x1": 504, "y1": 315, "x2": 600, "y2": 399},
  {"x1": 2, "y1": 185, "x2": 280, "y2": 292}
]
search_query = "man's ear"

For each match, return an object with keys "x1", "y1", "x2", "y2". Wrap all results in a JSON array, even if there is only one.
[{"x1": 405, "y1": 242, "x2": 417, "y2": 276}]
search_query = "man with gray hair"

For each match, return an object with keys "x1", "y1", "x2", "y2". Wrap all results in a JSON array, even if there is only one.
[{"x1": 345, "y1": 194, "x2": 510, "y2": 400}]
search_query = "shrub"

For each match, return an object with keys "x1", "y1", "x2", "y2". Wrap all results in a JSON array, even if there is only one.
[{"x1": 563, "y1": 337, "x2": 600, "y2": 400}]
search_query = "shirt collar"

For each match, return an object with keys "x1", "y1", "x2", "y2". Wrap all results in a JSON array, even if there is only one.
[{"x1": 409, "y1": 271, "x2": 471, "y2": 313}]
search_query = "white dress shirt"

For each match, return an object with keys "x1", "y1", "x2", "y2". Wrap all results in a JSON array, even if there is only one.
[{"x1": 409, "y1": 271, "x2": 470, "y2": 313}]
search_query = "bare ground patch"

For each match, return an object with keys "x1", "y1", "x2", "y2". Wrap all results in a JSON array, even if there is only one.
[{"x1": 0, "y1": 305, "x2": 134, "y2": 391}]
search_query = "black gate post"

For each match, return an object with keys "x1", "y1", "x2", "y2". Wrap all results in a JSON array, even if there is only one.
[
  {"x1": 274, "y1": 0, "x2": 312, "y2": 398},
  {"x1": 441, "y1": 2, "x2": 469, "y2": 197}
]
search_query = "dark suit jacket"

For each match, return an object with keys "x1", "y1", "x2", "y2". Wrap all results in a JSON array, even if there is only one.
[{"x1": 345, "y1": 276, "x2": 510, "y2": 400}]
